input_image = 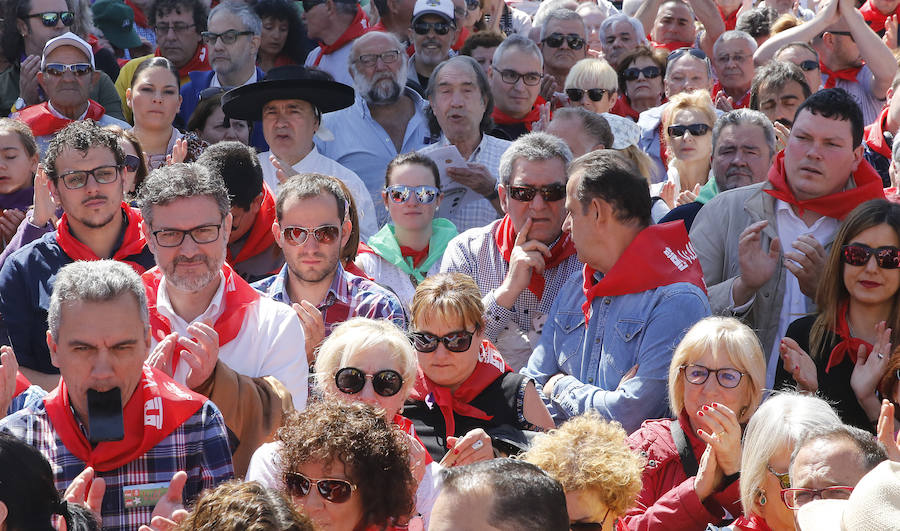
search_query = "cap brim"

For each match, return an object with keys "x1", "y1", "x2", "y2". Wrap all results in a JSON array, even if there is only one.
[
  {"x1": 796, "y1": 499, "x2": 846, "y2": 531},
  {"x1": 221, "y1": 78, "x2": 355, "y2": 121},
  {"x1": 105, "y1": 28, "x2": 143, "y2": 49}
]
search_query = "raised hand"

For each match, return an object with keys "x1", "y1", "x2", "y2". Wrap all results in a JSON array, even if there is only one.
[
  {"x1": 292, "y1": 300, "x2": 324, "y2": 364},
  {"x1": 441, "y1": 428, "x2": 493, "y2": 467},
  {"x1": 780, "y1": 337, "x2": 818, "y2": 392},
  {"x1": 734, "y1": 220, "x2": 780, "y2": 305},
  {"x1": 495, "y1": 218, "x2": 551, "y2": 308}
]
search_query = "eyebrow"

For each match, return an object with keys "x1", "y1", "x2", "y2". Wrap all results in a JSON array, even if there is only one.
[{"x1": 66, "y1": 339, "x2": 139, "y2": 348}]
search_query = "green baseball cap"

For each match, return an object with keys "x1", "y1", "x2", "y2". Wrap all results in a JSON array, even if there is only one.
[{"x1": 91, "y1": 0, "x2": 143, "y2": 50}]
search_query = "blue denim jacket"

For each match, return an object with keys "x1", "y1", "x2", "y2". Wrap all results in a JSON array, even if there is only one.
[{"x1": 522, "y1": 269, "x2": 710, "y2": 433}]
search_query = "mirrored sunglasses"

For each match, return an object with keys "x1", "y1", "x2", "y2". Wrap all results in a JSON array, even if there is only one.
[
  {"x1": 283, "y1": 472, "x2": 357, "y2": 503},
  {"x1": 542, "y1": 32, "x2": 585, "y2": 50},
  {"x1": 385, "y1": 185, "x2": 440, "y2": 204},
  {"x1": 281, "y1": 224, "x2": 340, "y2": 246},
  {"x1": 508, "y1": 183, "x2": 566, "y2": 202}
]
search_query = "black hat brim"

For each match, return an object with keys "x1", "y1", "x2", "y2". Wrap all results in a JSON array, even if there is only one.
[{"x1": 221, "y1": 78, "x2": 355, "y2": 122}]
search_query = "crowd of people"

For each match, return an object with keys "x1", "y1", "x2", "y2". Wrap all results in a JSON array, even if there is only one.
[{"x1": 2, "y1": 0, "x2": 900, "y2": 529}]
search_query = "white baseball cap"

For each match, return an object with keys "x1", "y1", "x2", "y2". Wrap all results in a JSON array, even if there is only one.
[
  {"x1": 41, "y1": 32, "x2": 95, "y2": 70},
  {"x1": 412, "y1": 0, "x2": 455, "y2": 24}
]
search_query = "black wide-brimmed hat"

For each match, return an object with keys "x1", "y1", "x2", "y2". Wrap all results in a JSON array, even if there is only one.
[{"x1": 222, "y1": 65, "x2": 355, "y2": 122}]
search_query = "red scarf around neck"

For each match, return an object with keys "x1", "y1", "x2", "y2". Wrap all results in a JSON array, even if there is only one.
[
  {"x1": 733, "y1": 514, "x2": 774, "y2": 531},
  {"x1": 17, "y1": 101, "x2": 106, "y2": 137},
  {"x1": 314, "y1": 6, "x2": 369, "y2": 65},
  {"x1": 821, "y1": 62, "x2": 863, "y2": 89},
  {"x1": 56, "y1": 203, "x2": 149, "y2": 274},
  {"x1": 865, "y1": 106, "x2": 893, "y2": 159},
  {"x1": 764, "y1": 150, "x2": 885, "y2": 220},
  {"x1": 712, "y1": 81, "x2": 750, "y2": 109},
  {"x1": 408, "y1": 340, "x2": 510, "y2": 438},
  {"x1": 156, "y1": 44, "x2": 210, "y2": 80},
  {"x1": 227, "y1": 184, "x2": 277, "y2": 266},
  {"x1": 494, "y1": 215, "x2": 576, "y2": 298},
  {"x1": 611, "y1": 95, "x2": 640, "y2": 121},
  {"x1": 581, "y1": 222, "x2": 706, "y2": 324},
  {"x1": 860, "y1": 0, "x2": 892, "y2": 33},
  {"x1": 125, "y1": 0, "x2": 150, "y2": 28},
  {"x1": 43, "y1": 365, "x2": 206, "y2": 472},
  {"x1": 399, "y1": 245, "x2": 429, "y2": 268},
  {"x1": 825, "y1": 300, "x2": 872, "y2": 373},
  {"x1": 14, "y1": 372, "x2": 30, "y2": 397},
  {"x1": 491, "y1": 96, "x2": 547, "y2": 132},
  {"x1": 144, "y1": 263, "x2": 260, "y2": 372}
]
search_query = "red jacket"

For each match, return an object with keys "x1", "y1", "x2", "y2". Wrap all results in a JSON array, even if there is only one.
[{"x1": 622, "y1": 413, "x2": 742, "y2": 530}]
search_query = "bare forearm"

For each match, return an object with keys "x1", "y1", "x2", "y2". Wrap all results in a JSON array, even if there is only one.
[
  {"x1": 847, "y1": 8, "x2": 898, "y2": 96},
  {"x1": 634, "y1": 0, "x2": 665, "y2": 39}
]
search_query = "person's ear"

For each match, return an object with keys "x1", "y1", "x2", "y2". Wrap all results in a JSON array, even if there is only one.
[
  {"x1": 140, "y1": 218, "x2": 157, "y2": 254},
  {"x1": 272, "y1": 220, "x2": 285, "y2": 249},
  {"x1": 125, "y1": 87, "x2": 134, "y2": 109},
  {"x1": 47, "y1": 330, "x2": 61, "y2": 369},
  {"x1": 497, "y1": 183, "x2": 509, "y2": 214},
  {"x1": 382, "y1": 189, "x2": 390, "y2": 210},
  {"x1": 16, "y1": 18, "x2": 29, "y2": 39},
  {"x1": 851, "y1": 144, "x2": 864, "y2": 172},
  {"x1": 222, "y1": 212, "x2": 233, "y2": 243},
  {"x1": 37, "y1": 71, "x2": 46, "y2": 92},
  {"x1": 250, "y1": 34, "x2": 261, "y2": 57},
  {"x1": 340, "y1": 217, "x2": 352, "y2": 248},
  {"x1": 250, "y1": 191, "x2": 265, "y2": 215},
  {"x1": 0, "y1": 499, "x2": 7, "y2": 528}
]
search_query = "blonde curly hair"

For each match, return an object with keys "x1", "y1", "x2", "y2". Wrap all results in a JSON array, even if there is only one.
[{"x1": 521, "y1": 411, "x2": 644, "y2": 517}]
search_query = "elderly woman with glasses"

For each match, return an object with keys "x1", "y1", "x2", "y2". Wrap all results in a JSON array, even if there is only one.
[
  {"x1": 612, "y1": 46, "x2": 666, "y2": 120},
  {"x1": 404, "y1": 272, "x2": 554, "y2": 464},
  {"x1": 622, "y1": 316, "x2": 766, "y2": 529},
  {"x1": 777, "y1": 199, "x2": 900, "y2": 432}
]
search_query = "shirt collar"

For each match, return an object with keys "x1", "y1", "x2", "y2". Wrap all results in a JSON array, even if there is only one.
[
  {"x1": 156, "y1": 270, "x2": 227, "y2": 329},
  {"x1": 48, "y1": 101, "x2": 89, "y2": 121},
  {"x1": 278, "y1": 261, "x2": 350, "y2": 307},
  {"x1": 211, "y1": 68, "x2": 258, "y2": 88}
]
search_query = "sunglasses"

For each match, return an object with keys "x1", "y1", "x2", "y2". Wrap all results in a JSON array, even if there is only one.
[
  {"x1": 507, "y1": 183, "x2": 566, "y2": 202},
  {"x1": 411, "y1": 330, "x2": 476, "y2": 353},
  {"x1": 283, "y1": 472, "x2": 357, "y2": 504},
  {"x1": 57, "y1": 165, "x2": 120, "y2": 190},
  {"x1": 43, "y1": 63, "x2": 93, "y2": 77},
  {"x1": 767, "y1": 464, "x2": 791, "y2": 490},
  {"x1": 542, "y1": 32, "x2": 586, "y2": 50},
  {"x1": 25, "y1": 11, "x2": 75, "y2": 27},
  {"x1": 465, "y1": 0, "x2": 480, "y2": 9},
  {"x1": 412, "y1": 21, "x2": 455, "y2": 35},
  {"x1": 667, "y1": 123, "x2": 711, "y2": 138},
  {"x1": 281, "y1": 224, "x2": 340, "y2": 246},
  {"x1": 385, "y1": 184, "x2": 440, "y2": 204},
  {"x1": 334, "y1": 367, "x2": 404, "y2": 397},
  {"x1": 681, "y1": 364, "x2": 745, "y2": 389},
  {"x1": 623, "y1": 65, "x2": 662, "y2": 81},
  {"x1": 123, "y1": 154, "x2": 140, "y2": 173},
  {"x1": 566, "y1": 88, "x2": 611, "y2": 102},
  {"x1": 667, "y1": 46, "x2": 707, "y2": 64},
  {"x1": 798, "y1": 60, "x2": 819, "y2": 71},
  {"x1": 841, "y1": 243, "x2": 900, "y2": 269}
]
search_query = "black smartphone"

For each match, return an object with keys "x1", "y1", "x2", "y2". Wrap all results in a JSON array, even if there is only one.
[{"x1": 86, "y1": 388, "x2": 125, "y2": 444}]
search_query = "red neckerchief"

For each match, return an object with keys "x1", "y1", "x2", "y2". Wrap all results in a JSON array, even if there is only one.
[
  {"x1": 125, "y1": 0, "x2": 149, "y2": 28},
  {"x1": 399, "y1": 244, "x2": 430, "y2": 268},
  {"x1": 143, "y1": 263, "x2": 260, "y2": 370},
  {"x1": 17, "y1": 101, "x2": 106, "y2": 137},
  {"x1": 156, "y1": 44, "x2": 210, "y2": 80},
  {"x1": 581, "y1": 221, "x2": 706, "y2": 324},
  {"x1": 313, "y1": 6, "x2": 369, "y2": 65},
  {"x1": 825, "y1": 300, "x2": 872, "y2": 373},
  {"x1": 865, "y1": 106, "x2": 893, "y2": 158},
  {"x1": 717, "y1": 4, "x2": 739, "y2": 30},
  {"x1": 491, "y1": 96, "x2": 547, "y2": 132},
  {"x1": 712, "y1": 81, "x2": 750, "y2": 109},
  {"x1": 56, "y1": 203, "x2": 149, "y2": 274},
  {"x1": 860, "y1": 0, "x2": 893, "y2": 33},
  {"x1": 611, "y1": 95, "x2": 640, "y2": 121},
  {"x1": 408, "y1": 340, "x2": 510, "y2": 438},
  {"x1": 733, "y1": 514, "x2": 775, "y2": 531},
  {"x1": 764, "y1": 150, "x2": 885, "y2": 219},
  {"x1": 14, "y1": 372, "x2": 30, "y2": 397},
  {"x1": 821, "y1": 62, "x2": 863, "y2": 89},
  {"x1": 227, "y1": 184, "x2": 277, "y2": 266},
  {"x1": 658, "y1": 120, "x2": 669, "y2": 168},
  {"x1": 494, "y1": 215, "x2": 575, "y2": 298},
  {"x1": 452, "y1": 26, "x2": 469, "y2": 51},
  {"x1": 43, "y1": 365, "x2": 206, "y2": 472},
  {"x1": 650, "y1": 40, "x2": 695, "y2": 52},
  {"x1": 393, "y1": 413, "x2": 433, "y2": 464}
]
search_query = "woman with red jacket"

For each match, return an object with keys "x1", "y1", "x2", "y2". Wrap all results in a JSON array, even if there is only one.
[{"x1": 623, "y1": 317, "x2": 766, "y2": 530}]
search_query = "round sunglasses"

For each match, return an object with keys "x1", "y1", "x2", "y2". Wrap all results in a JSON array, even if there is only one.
[
  {"x1": 566, "y1": 88, "x2": 612, "y2": 102},
  {"x1": 385, "y1": 184, "x2": 440, "y2": 205},
  {"x1": 411, "y1": 330, "x2": 476, "y2": 353},
  {"x1": 841, "y1": 243, "x2": 900, "y2": 269},
  {"x1": 281, "y1": 224, "x2": 340, "y2": 246},
  {"x1": 283, "y1": 471, "x2": 357, "y2": 503},
  {"x1": 667, "y1": 123, "x2": 711, "y2": 138},
  {"x1": 334, "y1": 367, "x2": 404, "y2": 397}
]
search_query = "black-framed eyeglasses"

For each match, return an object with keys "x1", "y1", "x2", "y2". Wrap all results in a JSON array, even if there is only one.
[
  {"x1": 411, "y1": 330, "x2": 476, "y2": 353},
  {"x1": 123, "y1": 154, "x2": 141, "y2": 173},
  {"x1": 542, "y1": 32, "x2": 586, "y2": 50},
  {"x1": 201, "y1": 30, "x2": 255, "y2": 45},
  {"x1": 152, "y1": 223, "x2": 222, "y2": 247},
  {"x1": 154, "y1": 22, "x2": 196, "y2": 34},
  {"x1": 781, "y1": 486, "x2": 854, "y2": 510},
  {"x1": 798, "y1": 60, "x2": 819, "y2": 71},
  {"x1": 841, "y1": 243, "x2": 900, "y2": 269},
  {"x1": 385, "y1": 185, "x2": 441, "y2": 205},
  {"x1": 283, "y1": 472, "x2": 357, "y2": 504},
  {"x1": 58, "y1": 165, "x2": 121, "y2": 190},
  {"x1": 25, "y1": 11, "x2": 74, "y2": 27},
  {"x1": 355, "y1": 50, "x2": 401, "y2": 66},
  {"x1": 43, "y1": 63, "x2": 93, "y2": 77},
  {"x1": 767, "y1": 464, "x2": 791, "y2": 490},
  {"x1": 623, "y1": 65, "x2": 662, "y2": 81},
  {"x1": 668, "y1": 123, "x2": 711, "y2": 138},
  {"x1": 281, "y1": 224, "x2": 341, "y2": 246},
  {"x1": 334, "y1": 367, "x2": 404, "y2": 397},
  {"x1": 497, "y1": 69, "x2": 542, "y2": 86},
  {"x1": 680, "y1": 364, "x2": 745, "y2": 388},
  {"x1": 566, "y1": 88, "x2": 612, "y2": 102},
  {"x1": 667, "y1": 46, "x2": 707, "y2": 64},
  {"x1": 411, "y1": 20, "x2": 455, "y2": 35},
  {"x1": 508, "y1": 183, "x2": 566, "y2": 202}
]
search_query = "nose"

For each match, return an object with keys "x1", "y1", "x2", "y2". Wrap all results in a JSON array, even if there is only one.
[
  {"x1": 530, "y1": 191, "x2": 547, "y2": 210},
  {"x1": 90, "y1": 350, "x2": 116, "y2": 380},
  {"x1": 357, "y1": 379, "x2": 379, "y2": 404},
  {"x1": 865, "y1": 254, "x2": 880, "y2": 271}
]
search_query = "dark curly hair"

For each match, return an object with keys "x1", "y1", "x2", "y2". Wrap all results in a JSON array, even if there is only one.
[
  {"x1": 43, "y1": 120, "x2": 125, "y2": 180},
  {"x1": 277, "y1": 399, "x2": 416, "y2": 529},
  {"x1": 253, "y1": 0, "x2": 308, "y2": 65},
  {"x1": 174, "y1": 480, "x2": 314, "y2": 531},
  {"x1": 149, "y1": 0, "x2": 209, "y2": 33}
]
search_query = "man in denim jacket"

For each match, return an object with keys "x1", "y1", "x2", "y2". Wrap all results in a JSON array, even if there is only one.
[{"x1": 521, "y1": 150, "x2": 711, "y2": 432}]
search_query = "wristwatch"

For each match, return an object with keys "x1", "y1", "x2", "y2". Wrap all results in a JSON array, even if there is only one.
[{"x1": 13, "y1": 97, "x2": 26, "y2": 111}]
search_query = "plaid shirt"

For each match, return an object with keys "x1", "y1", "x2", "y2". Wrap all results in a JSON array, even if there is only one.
[
  {"x1": 252, "y1": 263, "x2": 408, "y2": 334},
  {"x1": 0, "y1": 399, "x2": 234, "y2": 530}
]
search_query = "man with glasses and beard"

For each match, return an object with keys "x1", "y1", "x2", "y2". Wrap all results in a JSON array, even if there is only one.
[
  {"x1": 252, "y1": 174, "x2": 406, "y2": 365},
  {"x1": 318, "y1": 31, "x2": 431, "y2": 225}
]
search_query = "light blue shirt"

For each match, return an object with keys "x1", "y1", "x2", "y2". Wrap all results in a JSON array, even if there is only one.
[
  {"x1": 522, "y1": 269, "x2": 710, "y2": 433},
  {"x1": 317, "y1": 88, "x2": 432, "y2": 226}
]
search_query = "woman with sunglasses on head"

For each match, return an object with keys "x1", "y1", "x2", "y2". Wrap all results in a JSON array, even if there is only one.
[
  {"x1": 622, "y1": 316, "x2": 766, "y2": 530},
  {"x1": 404, "y1": 272, "x2": 554, "y2": 464},
  {"x1": 355, "y1": 153, "x2": 458, "y2": 309},
  {"x1": 186, "y1": 88, "x2": 251, "y2": 146},
  {"x1": 776, "y1": 199, "x2": 900, "y2": 432},
  {"x1": 611, "y1": 46, "x2": 667, "y2": 121}
]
